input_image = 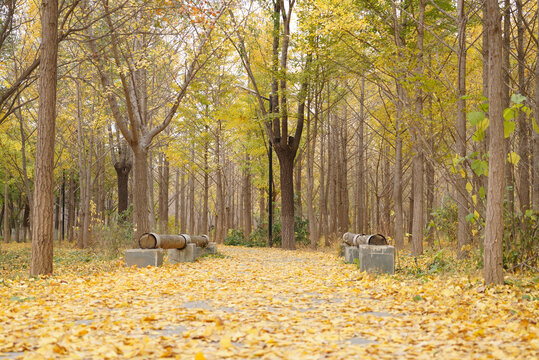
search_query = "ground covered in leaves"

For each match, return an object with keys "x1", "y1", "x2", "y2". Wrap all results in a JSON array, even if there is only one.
[{"x1": 0, "y1": 243, "x2": 537, "y2": 359}]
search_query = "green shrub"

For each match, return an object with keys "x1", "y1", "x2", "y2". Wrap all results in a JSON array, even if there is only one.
[{"x1": 91, "y1": 219, "x2": 134, "y2": 258}]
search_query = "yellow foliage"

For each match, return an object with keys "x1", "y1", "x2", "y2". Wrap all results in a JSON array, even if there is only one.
[{"x1": 0, "y1": 244, "x2": 537, "y2": 359}]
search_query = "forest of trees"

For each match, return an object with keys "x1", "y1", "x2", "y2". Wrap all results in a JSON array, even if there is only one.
[{"x1": 0, "y1": 0, "x2": 537, "y2": 284}]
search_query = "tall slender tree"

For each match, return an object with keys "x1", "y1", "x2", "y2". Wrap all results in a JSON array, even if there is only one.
[
  {"x1": 30, "y1": 0, "x2": 58, "y2": 276},
  {"x1": 484, "y1": 0, "x2": 505, "y2": 285}
]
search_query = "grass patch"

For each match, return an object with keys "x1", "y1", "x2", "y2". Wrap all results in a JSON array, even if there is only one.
[{"x1": 0, "y1": 242, "x2": 122, "y2": 280}]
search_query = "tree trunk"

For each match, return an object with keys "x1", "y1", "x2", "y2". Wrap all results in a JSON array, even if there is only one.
[
  {"x1": 215, "y1": 124, "x2": 225, "y2": 242},
  {"x1": 484, "y1": 0, "x2": 505, "y2": 285},
  {"x1": 159, "y1": 153, "x2": 169, "y2": 233},
  {"x1": 188, "y1": 147, "x2": 195, "y2": 234},
  {"x1": 357, "y1": 76, "x2": 366, "y2": 233},
  {"x1": 456, "y1": 0, "x2": 470, "y2": 258},
  {"x1": 502, "y1": 0, "x2": 514, "y2": 220},
  {"x1": 67, "y1": 171, "x2": 75, "y2": 242},
  {"x1": 278, "y1": 152, "x2": 295, "y2": 250},
  {"x1": 114, "y1": 143, "x2": 131, "y2": 217},
  {"x1": 295, "y1": 153, "x2": 302, "y2": 218},
  {"x1": 202, "y1": 139, "x2": 209, "y2": 235},
  {"x1": 133, "y1": 145, "x2": 150, "y2": 243},
  {"x1": 180, "y1": 168, "x2": 186, "y2": 234},
  {"x1": 411, "y1": 0, "x2": 425, "y2": 256},
  {"x1": 3, "y1": 182, "x2": 9, "y2": 243},
  {"x1": 319, "y1": 114, "x2": 329, "y2": 245},
  {"x1": 78, "y1": 139, "x2": 92, "y2": 249},
  {"x1": 30, "y1": 0, "x2": 58, "y2": 276},
  {"x1": 534, "y1": 7, "x2": 539, "y2": 212},
  {"x1": 174, "y1": 170, "x2": 179, "y2": 232},
  {"x1": 515, "y1": 0, "x2": 529, "y2": 213},
  {"x1": 306, "y1": 98, "x2": 318, "y2": 247},
  {"x1": 242, "y1": 153, "x2": 252, "y2": 237},
  {"x1": 392, "y1": 1, "x2": 405, "y2": 250},
  {"x1": 148, "y1": 152, "x2": 156, "y2": 229}
]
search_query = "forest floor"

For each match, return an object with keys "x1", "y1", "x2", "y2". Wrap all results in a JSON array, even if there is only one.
[{"x1": 0, "y1": 243, "x2": 537, "y2": 359}]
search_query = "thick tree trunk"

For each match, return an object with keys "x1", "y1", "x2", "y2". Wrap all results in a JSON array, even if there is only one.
[
  {"x1": 133, "y1": 145, "x2": 150, "y2": 243},
  {"x1": 295, "y1": 153, "x2": 302, "y2": 218},
  {"x1": 30, "y1": 0, "x2": 58, "y2": 276},
  {"x1": 278, "y1": 152, "x2": 295, "y2": 250},
  {"x1": 114, "y1": 144, "x2": 131, "y2": 217},
  {"x1": 484, "y1": 0, "x2": 505, "y2": 285},
  {"x1": 456, "y1": 0, "x2": 470, "y2": 258}
]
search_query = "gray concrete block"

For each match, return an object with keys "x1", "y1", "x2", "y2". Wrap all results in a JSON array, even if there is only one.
[
  {"x1": 194, "y1": 246, "x2": 202, "y2": 259},
  {"x1": 168, "y1": 243, "x2": 196, "y2": 264},
  {"x1": 358, "y1": 245, "x2": 395, "y2": 274},
  {"x1": 204, "y1": 242, "x2": 217, "y2": 255},
  {"x1": 344, "y1": 245, "x2": 359, "y2": 264},
  {"x1": 125, "y1": 249, "x2": 164, "y2": 268}
]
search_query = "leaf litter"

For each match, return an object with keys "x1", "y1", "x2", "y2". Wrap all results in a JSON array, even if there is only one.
[{"x1": 0, "y1": 245, "x2": 537, "y2": 359}]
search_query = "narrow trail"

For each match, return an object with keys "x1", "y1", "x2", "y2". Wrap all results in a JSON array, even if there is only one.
[{"x1": 0, "y1": 246, "x2": 537, "y2": 359}]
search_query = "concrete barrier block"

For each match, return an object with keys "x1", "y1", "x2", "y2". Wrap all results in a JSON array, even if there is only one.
[
  {"x1": 344, "y1": 245, "x2": 359, "y2": 264},
  {"x1": 124, "y1": 249, "x2": 164, "y2": 268},
  {"x1": 358, "y1": 245, "x2": 395, "y2": 274},
  {"x1": 204, "y1": 242, "x2": 217, "y2": 255},
  {"x1": 168, "y1": 243, "x2": 196, "y2": 264}
]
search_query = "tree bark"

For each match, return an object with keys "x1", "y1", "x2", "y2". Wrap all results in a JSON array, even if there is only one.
[
  {"x1": 534, "y1": 7, "x2": 539, "y2": 212},
  {"x1": 502, "y1": 0, "x2": 514, "y2": 220},
  {"x1": 180, "y1": 168, "x2": 186, "y2": 234},
  {"x1": 3, "y1": 182, "x2": 10, "y2": 243},
  {"x1": 242, "y1": 153, "x2": 252, "y2": 237},
  {"x1": 114, "y1": 143, "x2": 131, "y2": 217},
  {"x1": 306, "y1": 94, "x2": 318, "y2": 247},
  {"x1": 278, "y1": 152, "x2": 295, "y2": 250},
  {"x1": 174, "y1": 169, "x2": 179, "y2": 232},
  {"x1": 67, "y1": 171, "x2": 75, "y2": 242},
  {"x1": 203, "y1": 138, "x2": 209, "y2": 234},
  {"x1": 133, "y1": 145, "x2": 150, "y2": 243},
  {"x1": 484, "y1": 0, "x2": 505, "y2": 285},
  {"x1": 392, "y1": 0, "x2": 405, "y2": 250},
  {"x1": 188, "y1": 147, "x2": 195, "y2": 234},
  {"x1": 158, "y1": 153, "x2": 169, "y2": 233},
  {"x1": 30, "y1": 0, "x2": 58, "y2": 276},
  {"x1": 357, "y1": 76, "x2": 366, "y2": 233},
  {"x1": 411, "y1": 0, "x2": 425, "y2": 256},
  {"x1": 456, "y1": 0, "x2": 470, "y2": 258},
  {"x1": 515, "y1": 0, "x2": 529, "y2": 213}
]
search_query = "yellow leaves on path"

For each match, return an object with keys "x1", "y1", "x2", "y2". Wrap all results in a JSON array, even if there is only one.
[{"x1": 0, "y1": 246, "x2": 537, "y2": 359}]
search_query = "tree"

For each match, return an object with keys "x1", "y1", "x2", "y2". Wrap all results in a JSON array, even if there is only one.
[
  {"x1": 30, "y1": 0, "x2": 59, "y2": 276},
  {"x1": 483, "y1": 0, "x2": 504, "y2": 285},
  {"x1": 85, "y1": 0, "x2": 226, "y2": 242}
]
